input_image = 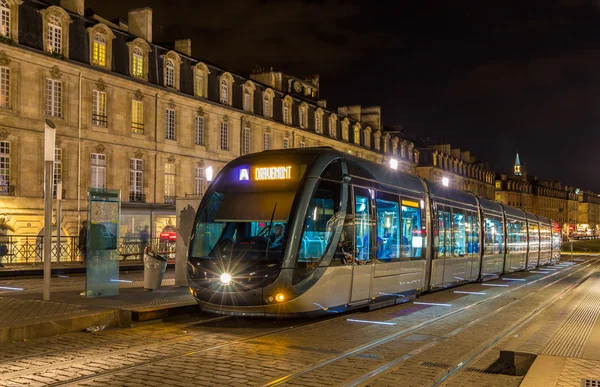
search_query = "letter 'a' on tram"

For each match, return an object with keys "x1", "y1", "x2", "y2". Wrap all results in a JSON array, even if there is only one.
[{"x1": 187, "y1": 148, "x2": 562, "y2": 317}]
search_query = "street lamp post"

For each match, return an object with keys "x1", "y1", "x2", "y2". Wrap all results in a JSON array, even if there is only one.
[{"x1": 44, "y1": 120, "x2": 56, "y2": 301}]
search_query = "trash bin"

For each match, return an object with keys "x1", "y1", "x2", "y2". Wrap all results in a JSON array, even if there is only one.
[{"x1": 143, "y1": 250, "x2": 167, "y2": 291}]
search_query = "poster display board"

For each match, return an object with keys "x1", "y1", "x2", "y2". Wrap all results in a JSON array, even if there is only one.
[
  {"x1": 175, "y1": 197, "x2": 201, "y2": 286},
  {"x1": 86, "y1": 188, "x2": 121, "y2": 297}
]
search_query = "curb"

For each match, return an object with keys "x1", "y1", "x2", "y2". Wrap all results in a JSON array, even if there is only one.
[{"x1": 0, "y1": 309, "x2": 132, "y2": 344}]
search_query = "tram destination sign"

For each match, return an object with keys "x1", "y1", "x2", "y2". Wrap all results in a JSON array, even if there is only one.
[{"x1": 239, "y1": 166, "x2": 293, "y2": 181}]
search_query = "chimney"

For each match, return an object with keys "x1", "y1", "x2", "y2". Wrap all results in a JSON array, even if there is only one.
[
  {"x1": 60, "y1": 0, "x2": 84, "y2": 16},
  {"x1": 128, "y1": 7, "x2": 153, "y2": 42},
  {"x1": 175, "y1": 39, "x2": 192, "y2": 56}
]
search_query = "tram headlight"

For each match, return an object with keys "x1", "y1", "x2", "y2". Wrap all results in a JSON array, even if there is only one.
[
  {"x1": 275, "y1": 293, "x2": 285, "y2": 302},
  {"x1": 220, "y1": 273, "x2": 232, "y2": 285}
]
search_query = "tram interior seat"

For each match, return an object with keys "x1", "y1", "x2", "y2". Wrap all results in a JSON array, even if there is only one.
[{"x1": 299, "y1": 233, "x2": 326, "y2": 261}]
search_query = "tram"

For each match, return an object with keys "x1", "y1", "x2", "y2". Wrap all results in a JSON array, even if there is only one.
[{"x1": 187, "y1": 148, "x2": 562, "y2": 317}]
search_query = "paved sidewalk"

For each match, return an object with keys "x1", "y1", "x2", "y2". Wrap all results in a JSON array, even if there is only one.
[{"x1": 0, "y1": 270, "x2": 198, "y2": 344}]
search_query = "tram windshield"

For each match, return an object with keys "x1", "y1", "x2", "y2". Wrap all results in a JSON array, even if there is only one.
[{"x1": 190, "y1": 155, "x2": 315, "y2": 264}]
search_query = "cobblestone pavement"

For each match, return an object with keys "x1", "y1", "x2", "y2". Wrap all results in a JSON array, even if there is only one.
[{"x1": 0, "y1": 258, "x2": 595, "y2": 387}]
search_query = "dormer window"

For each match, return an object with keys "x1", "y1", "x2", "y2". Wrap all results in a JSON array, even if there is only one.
[
  {"x1": 166, "y1": 59, "x2": 175, "y2": 87},
  {"x1": 0, "y1": 0, "x2": 23, "y2": 42},
  {"x1": 92, "y1": 34, "x2": 106, "y2": 66},
  {"x1": 88, "y1": 24, "x2": 115, "y2": 69},
  {"x1": 263, "y1": 88, "x2": 274, "y2": 118},
  {"x1": 329, "y1": 114, "x2": 337, "y2": 138},
  {"x1": 0, "y1": 0, "x2": 10, "y2": 39},
  {"x1": 128, "y1": 38, "x2": 151, "y2": 81},
  {"x1": 132, "y1": 48, "x2": 143, "y2": 77},
  {"x1": 282, "y1": 96, "x2": 293, "y2": 125},
  {"x1": 353, "y1": 124, "x2": 361, "y2": 145},
  {"x1": 315, "y1": 108, "x2": 323, "y2": 134},
  {"x1": 47, "y1": 16, "x2": 62, "y2": 54},
  {"x1": 219, "y1": 72, "x2": 234, "y2": 105},
  {"x1": 193, "y1": 63, "x2": 210, "y2": 98},
  {"x1": 341, "y1": 119, "x2": 349, "y2": 141},
  {"x1": 299, "y1": 103, "x2": 308, "y2": 128},
  {"x1": 243, "y1": 81, "x2": 255, "y2": 113}
]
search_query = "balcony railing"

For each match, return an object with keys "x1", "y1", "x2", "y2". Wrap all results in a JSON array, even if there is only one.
[
  {"x1": 164, "y1": 195, "x2": 176, "y2": 204},
  {"x1": 129, "y1": 192, "x2": 146, "y2": 203},
  {"x1": 131, "y1": 122, "x2": 144, "y2": 135},
  {"x1": 0, "y1": 236, "x2": 176, "y2": 264},
  {"x1": 92, "y1": 114, "x2": 108, "y2": 127},
  {"x1": 0, "y1": 184, "x2": 14, "y2": 196}
]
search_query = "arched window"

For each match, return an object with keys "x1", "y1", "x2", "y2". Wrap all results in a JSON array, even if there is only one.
[
  {"x1": 47, "y1": 15, "x2": 62, "y2": 54},
  {"x1": 0, "y1": 0, "x2": 10, "y2": 39},
  {"x1": 244, "y1": 89, "x2": 251, "y2": 111},
  {"x1": 283, "y1": 103, "x2": 289, "y2": 124},
  {"x1": 194, "y1": 63, "x2": 210, "y2": 98},
  {"x1": 315, "y1": 109, "x2": 323, "y2": 134},
  {"x1": 299, "y1": 104, "x2": 307, "y2": 128},
  {"x1": 353, "y1": 125, "x2": 360, "y2": 145},
  {"x1": 329, "y1": 115, "x2": 337, "y2": 138},
  {"x1": 263, "y1": 96, "x2": 271, "y2": 117},
  {"x1": 132, "y1": 47, "x2": 144, "y2": 78},
  {"x1": 92, "y1": 33, "x2": 106, "y2": 66},
  {"x1": 165, "y1": 59, "x2": 175, "y2": 88},
  {"x1": 220, "y1": 79, "x2": 229, "y2": 104}
]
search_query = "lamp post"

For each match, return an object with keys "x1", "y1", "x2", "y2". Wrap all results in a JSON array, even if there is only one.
[
  {"x1": 44, "y1": 119, "x2": 56, "y2": 301},
  {"x1": 56, "y1": 182, "x2": 62, "y2": 263}
]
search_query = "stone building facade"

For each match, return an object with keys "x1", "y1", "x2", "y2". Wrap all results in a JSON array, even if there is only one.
[{"x1": 0, "y1": 0, "x2": 418, "y2": 244}]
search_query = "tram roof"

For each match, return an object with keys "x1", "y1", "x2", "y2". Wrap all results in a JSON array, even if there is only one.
[
  {"x1": 478, "y1": 196, "x2": 504, "y2": 216},
  {"x1": 501, "y1": 204, "x2": 527, "y2": 220},
  {"x1": 426, "y1": 180, "x2": 479, "y2": 209}
]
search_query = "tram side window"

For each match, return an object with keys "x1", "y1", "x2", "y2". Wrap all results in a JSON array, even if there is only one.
[
  {"x1": 376, "y1": 193, "x2": 400, "y2": 261},
  {"x1": 298, "y1": 180, "x2": 342, "y2": 265},
  {"x1": 402, "y1": 200, "x2": 423, "y2": 259},
  {"x1": 466, "y1": 213, "x2": 480, "y2": 256},
  {"x1": 484, "y1": 216, "x2": 503, "y2": 255},
  {"x1": 452, "y1": 209, "x2": 467, "y2": 257},
  {"x1": 355, "y1": 193, "x2": 371, "y2": 263},
  {"x1": 437, "y1": 205, "x2": 452, "y2": 258}
]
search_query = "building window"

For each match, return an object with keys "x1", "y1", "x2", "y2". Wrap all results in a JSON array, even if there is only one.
[
  {"x1": 0, "y1": 66, "x2": 9, "y2": 108},
  {"x1": 354, "y1": 126, "x2": 361, "y2": 145},
  {"x1": 194, "y1": 63, "x2": 209, "y2": 98},
  {"x1": 53, "y1": 148, "x2": 62, "y2": 198},
  {"x1": 220, "y1": 121, "x2": 229, "y2": 150},
  {"x1": 195, "y1": 116, "x2": 205, "y2": 146},
  {"x1": 0, "y1": 0, "x2": 10, "y2": 39},
  {"x1": 264, "y1": 132, "x2": 271, "y2": 151},
  {"x1": 132, "y1": 47, "x2": 144, "y2": 78},
  {"x1": 165, "y1": 109, "x2": 175, "y2": 140},
  {"x1": 165, "y1": 59, "x2": 175, "y2": 88},
  {"x1": 242, "y1": 125, "x2": 251, "y2": 155},
  {"x1": 329, "y1": 116, "x2": 337, "y2": 138},
  {"x1": 129, "y1": 158, "x2": 143, "y2": 202},
  {"x1": 243, "y1": 89, "x2": 252, "y2": 112},
  {"x1": 131, "y1": 100, "x2": 144, "y2": 134},
  {"x1": 164, "y1": 163, "x2": 176, "y2": 203},
  {"x1": 299, "y1": 105, "x2": 307, "y2": 128},
  {"x1": 342, "y1": 120, "x2": 349, "y2": 141},
  {"x1": 92, "y1": 90, "x2": 107, "y2": 127},
  {"x1": 263, "y1": 97, "x2": 270, "y2": 117},
  {"x1": 0, "y1": 141, "x2": 10, "y2": 193},
  {"x1": 220, "y1": 79, "x2": 228, "y2": 104},
  {"x1": 195, "y1": 74, "x2": 204, "y2": 97},
  {"x1": 92, "y1": 33, "x2": 106, "y2": 66},
  {"x1": 47, "y1": 15, "x2": 62, "y2": 54},
  {"x1": 364, "y1": 132, "x2": 371, "y2": 148},
  {"x1": 299, "y1": 140, "x2": 306, "y2": 148},
  {"x1": 315, "y1": 110, "x2": 323, "y2": 134},
  {"x1": 195, "y1": 167, "x2": 205, "y2": 196},
  {"x1": 90, "y1": 153, "x2": 106, "y2": 189},
  {"x1": 283, "y1": 137, "x2": 289, "y2": 149},
  {"x1": 283, "y1": 104, "x2": 289, "y2": 124},
  {"x1": 45, "y1": 79, "x2": 62, "y2": 118}
]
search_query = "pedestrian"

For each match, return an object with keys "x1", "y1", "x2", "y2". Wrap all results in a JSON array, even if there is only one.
[
  {"x1": 0, "y1": 222, "x2": 12, "y2": 268},
  {"x1": 78, "y1": 221, "x2": 87, "y2": 264},
  {"x1": 139, "y1": 225, "x2": 150, "y2": 260}
]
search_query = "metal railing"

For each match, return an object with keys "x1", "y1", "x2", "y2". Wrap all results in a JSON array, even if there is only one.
[
  {"x1": 131, "y1": 122, "x2": 144, "y2": 135},
  {"x1": 164, "y1": 196, "x2": 176, "y2": 204},
  {"x1": 129, "y1": 192, "x2": 146, "y2": 203},
  {"x1": 0, "y1": 236, "x2": 176, "y2": 264}
]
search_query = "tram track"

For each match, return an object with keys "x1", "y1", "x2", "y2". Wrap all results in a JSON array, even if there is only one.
[{"x1": 262, "y1": 258, "x2": 598, "y2": 387}]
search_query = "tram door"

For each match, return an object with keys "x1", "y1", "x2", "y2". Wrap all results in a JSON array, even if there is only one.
[{"x1": 350, "y1": 187, "x2": 373, "y2": 303}]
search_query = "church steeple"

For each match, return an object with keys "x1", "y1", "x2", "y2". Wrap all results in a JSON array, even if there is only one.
[{"x1": 514, "y1": 152, "x2": 522, "y2": 176}]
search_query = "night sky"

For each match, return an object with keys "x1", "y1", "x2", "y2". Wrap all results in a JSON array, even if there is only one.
[{"x1": 80, "y1": 0, "x2": 600, "y2": 191}]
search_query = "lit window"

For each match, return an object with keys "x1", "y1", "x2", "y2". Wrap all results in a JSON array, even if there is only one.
[
  {"x1": 45, "y1": 79, "x2": 62, "y2": 118},
  {"x1": 220, "y1": 121, "x2": 229, "y2": 150},
  {"x1": 263, "y1": 132, "x2": 271, "y2": 151},
  {"x1": 244, "y1": 89, "x2": 251, "y2": 111},
  {"x1": 0, "y1": 66, "x2": 9, "y2": 108},
  {"x1": 132, "y1": 48, "x2": 144, "y2": 78},
  {"x1": 195, "y1": 74, "x2": 204, "y2": 97},
  {"x1": 129, "y1": 159, "x2": 143, "y2": 201},
  {"x1": 131, "y1": 100, "x2": 144, "y2": 134},
  {"x1": 299, "y1": 106, "x2": 306, "y2": 128},
  {"x1": 90, "y1": 153, "x2": 106, "y2": 189},
  {"x1": 164, "y1": 163, "x2": 176, "y2": 203},
  {"x1": 194, "y1": 167, "x2": 205, "y2": 196},
  {"x1": 165, "y1": 59, "x2": 175, "y2": 88},
  {"x1": 220, "y1": 79, "x2": 228, "y2": 104},
  {"x1": 0, "y1": 0, "x2": 10, "y2": 39},
  {"x1": 53, "y1": 148, "x2": 62, "y2": 198},
  {"x1": 92, "y1": 33, "x2": 106, "y2": 66},
  {"x1": 165, "y1": 109, "x2": 175, "y2": 140},
  {"x1": 47, "y1": 15, "x2": 62, "y2": 54},
  {"x1": 354, "y1": 126, "x2": 360, "y2": 144},
  {"x1": 195, "y1": 116, "x2": 205, "y2": 146},
  {"x1": 92, "y1": 90, "x2": 107, "y2": 127},
  {"x1": 283, "y1": 137, "x2": 289, "y2": 149},
  {"x1": 315, "y1": 113, "x2": 322, "y2": 134},
  {"x1": 242, "y1": 125, "x2": 251, "y2": 155},
  {"x1": 0, "y1": 141, "x2": 10, "y2": 193}
]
